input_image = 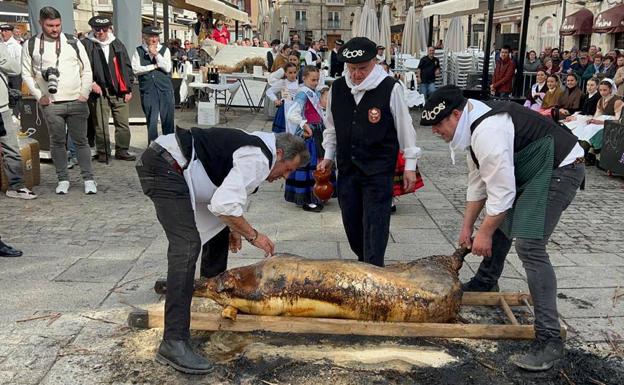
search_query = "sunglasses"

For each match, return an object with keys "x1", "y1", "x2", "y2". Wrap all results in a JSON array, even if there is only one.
[{"x1": 94, "y1": 27, "x2": 109, "y2": 32}]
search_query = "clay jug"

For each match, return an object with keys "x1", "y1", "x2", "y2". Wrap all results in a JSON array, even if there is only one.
[{"x1": 313, "y1": 169, "x2": 333, "y2": 201}]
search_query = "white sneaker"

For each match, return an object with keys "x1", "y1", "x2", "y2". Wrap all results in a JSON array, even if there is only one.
[
  {"x1": 84, "y1": 180, "x2": 97, "y2": 194},
  {"x1": 56, "y1": 181, "x2": 70, "y2": 194},
  {"x1": 6, "y1": 188, "x2": 37, "y2": 200}
]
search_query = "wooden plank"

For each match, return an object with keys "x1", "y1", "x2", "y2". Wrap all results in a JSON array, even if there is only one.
[
  {"x1": 462, "y1": 292, "x2": 532, "y2": 306},
  {"x1": 499, "y1": 297, "x2": 519, "y2": 325},
  {"x1": 143, "y1": 306, "x2": 536, "y2": 340}
]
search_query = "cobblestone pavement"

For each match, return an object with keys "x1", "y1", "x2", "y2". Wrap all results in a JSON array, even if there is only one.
[{"x1": 0, "y1": 107, "x2": 623, "y2": 384}]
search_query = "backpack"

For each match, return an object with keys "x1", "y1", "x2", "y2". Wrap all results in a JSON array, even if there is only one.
[{"x1": 26, "y1": 33, "x2": 83, "y2": 72}]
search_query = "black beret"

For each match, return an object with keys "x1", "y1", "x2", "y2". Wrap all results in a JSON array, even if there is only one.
[
  {"x1": 0, "y1": 24, "x2": 14, "y2": 31},
  {"x1": 335, "y1": 39, "x2": 344, "y2": 46},
  {"x1": 420, "y1": 85, "x2": 467, "y2": 126},
  {"x1": 338, "y1": 37, "x2": 376, "y2": 63},
  {"x1": 88, "y1": 16, "x2": 112, "y2": 28},
  {"x1": 142, "y1": 26, "x2": 162, "y2": 35}
]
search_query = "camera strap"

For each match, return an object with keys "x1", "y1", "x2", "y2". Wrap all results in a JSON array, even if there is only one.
[{"x1": 38, "y1": 33, "x2": 62, "y2": 75}]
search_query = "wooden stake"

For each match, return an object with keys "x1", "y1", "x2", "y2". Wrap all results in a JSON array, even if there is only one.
[
  {"x1": 499, "y1": 297, "x2": 519, "y2": 325},
  {"x1": 462, "y1": 292, "x2": 532, "y2": 306}
]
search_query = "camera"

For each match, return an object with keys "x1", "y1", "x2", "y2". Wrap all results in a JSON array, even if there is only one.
[{"x1": 42, "y1": 67, "x2": 60, "y2": 94}]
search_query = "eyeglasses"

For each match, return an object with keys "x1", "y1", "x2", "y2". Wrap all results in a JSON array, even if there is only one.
[{"x1": 94, "y1": 27, "x2": 109, "y2": 32}]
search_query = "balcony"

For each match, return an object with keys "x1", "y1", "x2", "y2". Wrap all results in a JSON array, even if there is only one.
[
  {"x1": 327, "y1": 20, "x2": 341, "y2": 29},
  {"x1": 295, "y1": 20, "x2": 308, "y2": 30},
  {"x1": 325, "y1": 0, "x2": 345, "y2": 5}
]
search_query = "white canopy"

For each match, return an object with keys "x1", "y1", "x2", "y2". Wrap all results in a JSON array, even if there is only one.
[
  {"x1": 443, "y1": 16, "x2": 465, "y2": 53},
  {"x1": 401, "y1": 6, "x2": 418, "y2": 57},
  {"x1": 379, "y1": 4, "x2": 392, "y2": 64},
  {"x1": 422, "y1": 0, "x2": 480, "y2": 19}
]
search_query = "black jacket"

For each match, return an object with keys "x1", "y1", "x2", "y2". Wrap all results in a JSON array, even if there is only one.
[{"x1": 82, "y1": 37, "x2": 134, "y2": 95}]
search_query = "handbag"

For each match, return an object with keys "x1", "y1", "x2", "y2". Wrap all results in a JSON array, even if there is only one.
[
  {"x1": 0, "y1": 74, "x2": 21, "y2": 109},
  {"x1": 393, "y1": 151, "x2": 424, "y2": 197}
]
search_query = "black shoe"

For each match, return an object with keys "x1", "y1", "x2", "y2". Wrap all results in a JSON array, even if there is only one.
[
  {"x1": 115, "y1": 150, "x2": 137, "y2": 161},
  {"x1": 154, "y1": 278, "x2": 167, "y2": 295},
  {"x1": 461, "y1": 278, "x2": 499, "y2": 292},
  {"x1": 390, "y1": 204, "x2": 397, "y2": 214},
  {"x1": 510, "y1": 338, "x2": 564, "y2": 371},
  {"x1": 97, "y1": 153, "x2": 110, "y2": 163},
  {"x1": 155, "y1": 339, "x2": 214, "y2": 374},
  {"x1": 0, "y1": 241, "x2": 23, "y2": 257},
  {"x1": 302, "y1": 203, "x2": 323, "y2": 212}
]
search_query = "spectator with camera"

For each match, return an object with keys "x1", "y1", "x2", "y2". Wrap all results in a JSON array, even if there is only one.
[
  {"x1": 1, "y1": 42, "x2": 37, "y2": 199},
  {"x1": 21, "y1": 6, "x2": 97, "y2": 195},
  {"x1": 81, "y1": 16, "x2": 135, "y2": 163}
]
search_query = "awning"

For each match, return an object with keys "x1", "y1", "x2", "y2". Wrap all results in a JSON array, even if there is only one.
[
  {"x1": 156, "y1": 0, "x2": 249, "y2": 23},
  {"x1": 422, "y1": 0, "x2": 480, "y2": 19},
  {"x1": 559, "y1": 8, "x2": 593, "y2": 36},
  {"x1": 593, "y1": 4, "x2": 624, "y2": 34}
]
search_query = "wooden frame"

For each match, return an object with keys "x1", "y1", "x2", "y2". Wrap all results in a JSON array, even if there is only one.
[{"x1": 127, "y1": 292, "x2": 567, "y2": 340}]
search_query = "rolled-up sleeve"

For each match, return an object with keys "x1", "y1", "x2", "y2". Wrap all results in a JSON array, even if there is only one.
[
  {"x1": 389, "y1": 83, "x2": 421, "y2": 170},
  {"x1": 469, "y1": 115, "x2": 516, "y2": 216},
  {"x1": 208, "y1": 148, "x2": 270, "y2": 217}
]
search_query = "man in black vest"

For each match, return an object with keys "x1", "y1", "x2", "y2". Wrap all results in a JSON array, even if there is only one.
[
  {"x1": 329, "y1": 39, "x2": 344, "y2": 77},
  {"x1": 131, "y1": 26, "x2": 175, "y2": 143},
  {"x1": 82, "y1": 16, "x2": 135, "y2": 163},
  {"x1": 136, "y1": 127, "x2": 309, "y2": 374},
  {"x1": 421, "y1": 85, "x2": 585, "y2": 371},
  {"x1": 318, "y1": 37, "x2": 421, "y2": 267}
]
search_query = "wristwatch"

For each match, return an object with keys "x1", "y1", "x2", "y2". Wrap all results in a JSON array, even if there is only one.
[{"x1": 245, "y1": 229, "x2": 258, "y2": 243}]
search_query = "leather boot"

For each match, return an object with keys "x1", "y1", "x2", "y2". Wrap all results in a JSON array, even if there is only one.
[
  {"x1": 115, "y1": 149, "x2": 137, "y2": 161},
  {"x1": 510, "y1": 337, "x2": 564, "y2": 371},
  {"x1": 155, "y1": 339, "x2": 214, "y2": 374}
]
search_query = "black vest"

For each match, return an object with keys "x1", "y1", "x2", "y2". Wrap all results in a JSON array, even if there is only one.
[
  {"x1": 176, "y1": 127, "x2": 273, "y2": 186},
  {"x1": 469, "y1": 101, "x2": 578, "y2": 169},
  {"x1": 310, "y1": 50, "x2": 321, "y2": 69},
  {"x1": 331, "y1": 76, "x2": 398, "y2": 176},
  {"x1": 136, "y1": 45, "x2": 172, "y2": 93}
]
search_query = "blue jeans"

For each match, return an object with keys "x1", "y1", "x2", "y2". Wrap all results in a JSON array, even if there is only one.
[
  {"x1": 140, "y1": 87, "x2": 175, "y2": 143},
  {"x1": 419, "y1": 82, "x2": 436, "y2": 99}
]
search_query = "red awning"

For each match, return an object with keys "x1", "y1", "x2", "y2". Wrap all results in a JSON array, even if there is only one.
[
  {"x1": 559, "y1": 8, "x2": 593, "y2": 36},
  {"x1": 593, "y1": 4, "x2": 624, "y2": 34}
]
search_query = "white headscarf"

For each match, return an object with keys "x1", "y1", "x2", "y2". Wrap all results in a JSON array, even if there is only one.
[{"x1": 601, "y1": 77, "x2": 618, "y2": 95}]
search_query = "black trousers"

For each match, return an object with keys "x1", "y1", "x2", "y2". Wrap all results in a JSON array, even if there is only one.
[
  {"x1": 136, "y1": 147, "x2": 229, "y2": 340},
  {"x1": 337, "y1": 170, "x2": 393, "y2": 267}
]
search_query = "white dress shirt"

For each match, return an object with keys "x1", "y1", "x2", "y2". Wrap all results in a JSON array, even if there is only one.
[
  {"x1": 461, "y1": 99, "x2": 584, "y2": 216},
  {"x1": 304, "y1": 48, "x2": 320, "y2": 66},
  {"x1": 155, "y1": 131, "x2": 275, "y2": 218},
  {"x1": 322, "y1": 64, "x2": 422, "y2": 170},
  {"x1": 3, "y1": 36, "x2": 22, "y2": 62},
  {"x1": 131, "y1": 43, "x2": 172, "y2": 75}
]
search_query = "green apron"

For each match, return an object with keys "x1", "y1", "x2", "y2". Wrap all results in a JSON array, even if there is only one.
[{"x1": 499, "y1": 135, "x2": 554, "y2": 240}]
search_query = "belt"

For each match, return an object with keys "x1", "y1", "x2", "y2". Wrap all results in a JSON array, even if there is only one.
[{"x1": 149, "y1": 141, "x2": 184, "y2": 175}]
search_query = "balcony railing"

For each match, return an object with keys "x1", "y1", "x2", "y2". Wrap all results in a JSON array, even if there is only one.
[{"x1": 327, "y1": 20, "x2": 341, "y2": 29}]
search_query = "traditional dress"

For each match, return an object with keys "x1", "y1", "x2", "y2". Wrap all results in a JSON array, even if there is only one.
[
  {"x1": 284, "y1": 86, "x2": 326, "y2": 206},
  {"x1": 266, "y1": 72, "x2": 300, "y2": 134},
  {"x1": 523, "y1": 81, "x2": 547, "y2": 111}
]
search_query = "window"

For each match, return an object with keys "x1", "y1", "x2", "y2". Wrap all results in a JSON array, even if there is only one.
[
  {"x1": 615, "y1": 32, "x2": 624, "y2": 50},
  {"x1": 538, "y1": 17, "x2": 557, "y2": 52},
  {"x1": 328, "y1": 11, "x2": 340, "y2": 29},
  {"x1": 295, "y1": 11, "x2": 307, "y2": 21}
]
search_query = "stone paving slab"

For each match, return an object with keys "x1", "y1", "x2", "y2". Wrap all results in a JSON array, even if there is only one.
[
  {"x1": 564, "y1": 316, "x2": 624, "y2": 343},
  {"x1": 555, "y1": 266, "x2": 624, "y2": 289},
  {"x1": 54, "y1": 258, "x2": 136, "y2": 284},
  {"x1": 1, "y1": 280, "x2": 112, "y2": 311}
]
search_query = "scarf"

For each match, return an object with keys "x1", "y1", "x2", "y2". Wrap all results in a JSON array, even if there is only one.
[{"x1": 344, "y1": 64, "x2": 389, "y2": 96}]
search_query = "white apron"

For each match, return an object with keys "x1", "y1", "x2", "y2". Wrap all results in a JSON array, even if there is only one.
[{"x1": 183, "y1": 140, "x2": 226, "y2": 246}]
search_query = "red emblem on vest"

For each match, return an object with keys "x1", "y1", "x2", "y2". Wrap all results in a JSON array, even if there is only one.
[{"x1": 368, "y1": 107, "x2": 381, "y2": 124}]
